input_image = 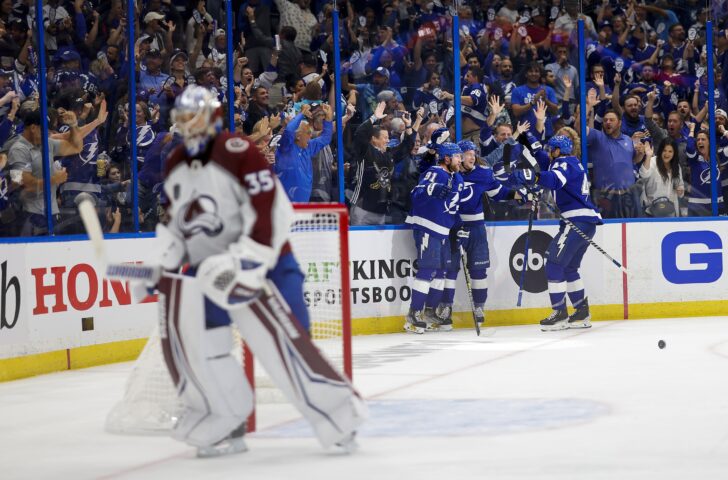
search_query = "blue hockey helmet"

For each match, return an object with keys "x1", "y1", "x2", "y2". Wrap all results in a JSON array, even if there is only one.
[
  {"x1": 427, "y1": 127, "x2": 450, "y2": 149},
  {"x1": 437, "y1": 142, "x2": 462, "y2": 158},
  {"x1": 457, "y1": 140, "x2": 477, "y2": 153},
  {"x1": 547, "y1": 135, "x2": 573, "y2": 155}
]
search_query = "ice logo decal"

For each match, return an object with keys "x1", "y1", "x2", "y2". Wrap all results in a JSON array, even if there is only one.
[
  {"x1": 509, "y1": 230, "x2": 553, "y2": 293},
  {"x1": 177, "y1": 194, "x2": 224, "y2": 238}
]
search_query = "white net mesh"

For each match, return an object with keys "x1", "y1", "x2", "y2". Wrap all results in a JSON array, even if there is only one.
[{"x1": 105, "y1": 206, "x2": 349, "y2": 435}]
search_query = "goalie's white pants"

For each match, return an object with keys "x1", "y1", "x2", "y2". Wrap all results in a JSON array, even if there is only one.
[
  {"x1": 231, "y1": 282, "x2": 367, "y2": 448},
  {"x1": 158, "y1": 274, "x2": 367, "y2": 450},
  {"x1": 158, "y1": 275, "x2": 253, "y2": 448}
]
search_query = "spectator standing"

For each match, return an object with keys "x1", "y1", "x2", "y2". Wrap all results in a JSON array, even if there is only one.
[{"x1": 274, "y1": 103, "x2": 333, "y2": 202}]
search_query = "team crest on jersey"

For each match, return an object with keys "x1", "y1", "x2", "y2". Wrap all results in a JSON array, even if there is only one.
[
  {"x1": 225, "y1": 138, "x2": 249, "y2": 153},
  {"x1": 176, "y1": 193, "x2": 224, "y2": 238}
]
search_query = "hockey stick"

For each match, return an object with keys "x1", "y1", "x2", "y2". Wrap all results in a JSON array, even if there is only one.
[
  {"x1": 78, "y1": 200, "x2": 162, "y2": 283},
  {"x1": 459, "y1": 246, "x2": 480, "y2": 336},
  {"x1": 521, "y1": 186, "x2": 629, "y2": 274},
  {"x1": 516, "y1": 191, "x2": 540, "y2": 307}
]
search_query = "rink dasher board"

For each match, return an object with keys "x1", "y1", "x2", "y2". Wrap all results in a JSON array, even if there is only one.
[{"x1": 1, "y1": 220, "x2": 727, "y2": 378}]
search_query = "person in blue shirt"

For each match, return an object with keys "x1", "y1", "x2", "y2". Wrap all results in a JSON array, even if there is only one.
[
  {"x1": 404, "y1": 142, "x2": 464, "y2": 334},
  {"x1": 441, "y1": 66, "x2": 489, "y2": 143},
  {"x1": 510, "y1": 135, "x2": 603, "y2": 332},
  {"x1": 275, "y1": 103, "x2": 333, "y2": 202},
  {"x1": 511, "y1": 62, "x2": 559, "y2": 138},
  {"x1": 584, "y1": 88, "x2": 646, "y2": 218}
]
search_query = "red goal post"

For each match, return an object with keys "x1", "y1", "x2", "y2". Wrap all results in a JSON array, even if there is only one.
[{"x1": 244, "y1": 202, "x2": 352, "y2": 432}]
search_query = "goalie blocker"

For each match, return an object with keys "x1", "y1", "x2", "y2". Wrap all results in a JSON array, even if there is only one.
[{"x1": 157, "y1": 272, "x2": 366, "y2": 453}]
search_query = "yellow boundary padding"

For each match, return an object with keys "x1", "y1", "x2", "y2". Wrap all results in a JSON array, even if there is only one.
[{"x1": 2, "y1": 300, "x2": 726, "y2": 382}]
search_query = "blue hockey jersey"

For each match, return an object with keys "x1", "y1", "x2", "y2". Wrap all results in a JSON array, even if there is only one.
[
  {"x1": 536, "y1": 154, "x2": 603, "y2": 224},
  {"x1": 461, "y1": 82, "x2": 488, "y2": 127},
  {"x1": 459, "y1": 164, "x2": 511, "y2": 225},
  {"x1": 685, "y1": 137, "x2": 725, "y2": 206},
  {"x1": 407, "y1": 165, "x2": 464, "y2": 237},
  {"x1": 58, "y1": 126, "x2": 102, "y2": 194}
]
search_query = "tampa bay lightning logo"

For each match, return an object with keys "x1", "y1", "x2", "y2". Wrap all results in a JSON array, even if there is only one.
[
  {"x1": 137, "y1": 124, "x2": 156, "y2": 148},
  {"x1": 700, "y1": 164, "x2": 711, "y2": 185},
  {"x1": 176, "y1": 194, "x2": 224, "y2": 238},
  {"x1": 461, "y1": 181, "x2": 475, "y2": 203}
]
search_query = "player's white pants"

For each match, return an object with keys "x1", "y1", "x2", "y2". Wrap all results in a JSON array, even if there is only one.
[
  {"x1": 231, "y1": 282, "x2": 367, "y2": 448},
  {"x1": 158, "y1": 275, "x2": 253, "y2": 448}
]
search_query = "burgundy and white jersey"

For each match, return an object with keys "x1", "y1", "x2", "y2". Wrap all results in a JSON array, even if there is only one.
[{"x1": 163, "y1": 132, "x2": 294, "y2": 267}]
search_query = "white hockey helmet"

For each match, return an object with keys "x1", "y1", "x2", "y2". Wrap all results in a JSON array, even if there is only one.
[{"x1": 170, "y1": 85, "x2": 223, "y2": 156}]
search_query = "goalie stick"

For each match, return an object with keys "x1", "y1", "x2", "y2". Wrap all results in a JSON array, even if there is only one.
[{"x1": 78, "y1": 200, "x2": 162, "y2": 283}]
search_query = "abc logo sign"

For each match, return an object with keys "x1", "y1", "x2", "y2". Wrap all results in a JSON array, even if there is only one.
[{"x1": 509, "y1": 230, "x2": 553, "y2": 293}]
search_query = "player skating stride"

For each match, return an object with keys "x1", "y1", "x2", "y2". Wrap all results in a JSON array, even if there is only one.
[
  {"x1": 405, "y1": 142, "x2": 464, "y2": 333},
  {"x1": 151, "y1": 86, "x2": 365, "y2": 457},
  {"x1": 509, "y1": 135, "x2": 602, "y2": 331}
]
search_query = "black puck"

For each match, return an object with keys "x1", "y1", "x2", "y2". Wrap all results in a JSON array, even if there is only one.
[{"x1": 658, "y1": 340, "x2": 666, "y2": 349}]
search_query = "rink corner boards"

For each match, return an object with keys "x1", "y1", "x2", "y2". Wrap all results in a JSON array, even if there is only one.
[{"x1": 2, "y1": 300, "x2": 726, "y2": 383}]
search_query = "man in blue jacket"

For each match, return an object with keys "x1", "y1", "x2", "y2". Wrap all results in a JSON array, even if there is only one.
[{"x1": 275, "y1": 103, "x2": 333, "y2": 202}]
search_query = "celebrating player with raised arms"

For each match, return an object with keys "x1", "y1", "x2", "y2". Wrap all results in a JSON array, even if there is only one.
[
  {"x1": 405, "y1": 142, "x2": 464, "y2": 333},
  {"x1": 433, "y1": 140, "x2": 518, "y2": 328},
  {"x1": 152, "y1": 86, "x2": 365, "y2": 457},
  {"x1": 509, "y1": 135, "x2": 603, "y2": 331}
]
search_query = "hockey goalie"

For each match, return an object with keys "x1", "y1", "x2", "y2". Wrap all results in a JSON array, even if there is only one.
[{"x1": 148, "y1": 86, "x2": 366, "y2": 457}]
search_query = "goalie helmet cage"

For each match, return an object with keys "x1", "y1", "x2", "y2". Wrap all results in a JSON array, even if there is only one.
[{"x1": 104, "y1": 203, "x2": 352, "y2": 436}]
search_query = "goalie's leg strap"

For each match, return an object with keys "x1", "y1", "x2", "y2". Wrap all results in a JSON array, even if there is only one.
[
  {"x1": 232, "y1": 284, "x2": 367, "y2": 448},
  {"x1": 158, "y1": 276, "x2": 253, "y2": 448}
]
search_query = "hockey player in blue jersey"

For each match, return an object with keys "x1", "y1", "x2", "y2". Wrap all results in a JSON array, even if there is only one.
[
  {"x1": 430, "y1": 140, "x2": 519, "y2": 328},
  {"x1": 405, "y1": 142, "x2": 464, "y2": 334},
  {"x1": 510, "y1": 135, "x2": 603, "y2": 331}
]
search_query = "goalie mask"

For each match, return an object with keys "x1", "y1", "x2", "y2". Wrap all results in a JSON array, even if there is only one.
[{"x1": 171, "y1": 86, "x2": 223, "y2": 156}]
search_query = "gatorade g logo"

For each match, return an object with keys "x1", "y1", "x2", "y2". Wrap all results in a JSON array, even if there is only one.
[
  {"x1": 509, "y1": 231, "x2": 553, "y2": 293},
  {"x1": 662, "y1": 231, "x2": 723, "y2": 284}
]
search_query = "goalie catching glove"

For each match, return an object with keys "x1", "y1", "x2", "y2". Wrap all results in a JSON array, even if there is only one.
[{"x1": 197, "y1": 253, "x2": 268, "y2": 309}]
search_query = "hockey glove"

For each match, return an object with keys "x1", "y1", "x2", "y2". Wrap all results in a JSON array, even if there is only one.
[
  {"x1": 197, "y1": 253, "x2": 268, "y2": 309},
  {"x1": 510, "y1": 169, "x2": 537, "y2": 187},
  {"x1": 514, "y1": 186, "x2": 542, "y2": 205},
  {"x1": 427, "y1": 182, "x2": 452, "y2": 199}
]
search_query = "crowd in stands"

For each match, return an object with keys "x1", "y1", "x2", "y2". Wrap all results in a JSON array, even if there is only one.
[{"x1": 1, "y1": 0, "x2": 728, "y2": 237}]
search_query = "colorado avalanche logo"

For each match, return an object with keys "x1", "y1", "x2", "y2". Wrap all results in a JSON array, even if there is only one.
[{"x1": 176, "y1": 194, "x2": 224, "y2": 238}]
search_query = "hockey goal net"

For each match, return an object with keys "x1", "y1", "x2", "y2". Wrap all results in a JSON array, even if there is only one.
[{"x1": 105, "y1": 203, "x2": 352, "y2": 435}]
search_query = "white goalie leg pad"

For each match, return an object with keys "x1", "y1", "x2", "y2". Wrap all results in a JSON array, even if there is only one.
[
  {"x1": 231, "y1": 283, "x2": 368, "y2": 448},
  {"x1": 158, "y1": 275, "x2": 253, "y2": 448}
]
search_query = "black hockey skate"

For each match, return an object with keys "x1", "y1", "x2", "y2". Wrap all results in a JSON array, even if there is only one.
[
  {"x1": 567, "y1": 298, "x2": 592, "y2": 329},
  {"x1": 539, "y1": 309, "x2": 569, "y2": 332},
  {"x1": 404, "y1": 309, "x2": 427, "y2": 334},
  {"x1": 196, "y1": 421, "x2": 248, "y2": 458},
  {"x1": 422, "y1": 307, "x2": 440, "y2": 331},
  {"x1": 474, "y1": 306, "x2": 485, "y2": 325},
  {"x1": 434, "y1": 303, "x2": 454, "y2": 331}
]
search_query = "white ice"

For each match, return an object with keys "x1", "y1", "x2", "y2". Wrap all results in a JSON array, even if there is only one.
[{"x1": 3, "y1": 316, "x2": 728, "y2": 480}]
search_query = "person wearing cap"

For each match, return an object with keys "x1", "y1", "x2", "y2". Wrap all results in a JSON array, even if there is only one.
[
  {"x1": 142, "y1": 11, "x2": 173, "y2": 57},
  {"x1": 274, "y1": 0, "x2": 317, "y2": 53},
  {"x1": 7, "y1": 108, "x2": 83, "y2": 235},
  {"x1": 139, "y1": 48, "x2": 170, "y2": 107},
  {"x1": 343, "y1": 65, "x2": 402, "y2": 120},
  {"x1": 274, "y1": 103, "x2": 333, "y2": 202}
]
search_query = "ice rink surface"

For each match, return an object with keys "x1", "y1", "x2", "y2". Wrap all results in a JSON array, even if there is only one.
[{"x1": 3, "y1": 316, "x2": 728, "y2": 480}]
